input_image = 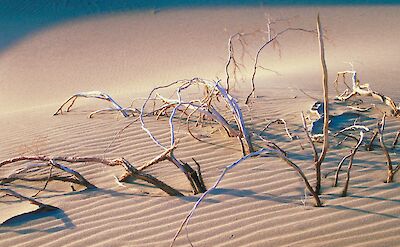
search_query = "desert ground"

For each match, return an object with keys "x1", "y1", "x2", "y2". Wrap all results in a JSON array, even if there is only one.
[{"x1": 1, "y1": 4, "x2": 400, "y2": 247}]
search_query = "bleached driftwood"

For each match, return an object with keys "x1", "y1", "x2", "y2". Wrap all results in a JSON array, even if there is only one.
[
  {"x1": 54, "y1": 91, "x2": 133, "y2": 118},
  {"x1": 49, "y1": 159, "x2": 96, "y2": 189},
  {"x1": 225, "y1": 32, "x2": 255, "y2": 93},
  {"x1": 0, "y1": 155, "x2": 122, "y2": 168},
  {"x1": 334, "y1": 71, "x2": 400, "y2": 116},
  {"x1": 171, "y1": 31, "x2": 333, "y2": 239},
  {"x1": 136, "y1": 78, "x2": 253, "y2": 194}
]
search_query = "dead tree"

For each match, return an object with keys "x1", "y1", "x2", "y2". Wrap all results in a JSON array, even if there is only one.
[
  {"x1": 245, "y1": 26, "x2": 316, "y2": 104},
  {"x1": 225, "y1": 32, "x2": 256, "y2": 93},
  {"x1": 135, "y1": 78, "x2": 254, "y2": 193},
  {"x1": 171, "y1": 15, "x2": 328, "y2": 247},
  {"x1": 312, "y1": 14, "x2": 329, "y2": 195}
]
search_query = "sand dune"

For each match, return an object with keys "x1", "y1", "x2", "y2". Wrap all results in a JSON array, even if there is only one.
[{"x1": 1, "y1": 5, "x2": 400, "y2": 247}]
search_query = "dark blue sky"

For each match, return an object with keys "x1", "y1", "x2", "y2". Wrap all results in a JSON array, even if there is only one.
[{"x1": 0, "y1": 0, "x2": 399, "y2": 52}]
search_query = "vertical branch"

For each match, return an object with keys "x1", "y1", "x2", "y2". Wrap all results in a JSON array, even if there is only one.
[
  {"x1": 301, "y1": 112, "x2": 318, "y2": 162},
  {"x1": 341, "y1": 131, "x2": 364, "y2": 196},
  {"x1": 314, "y1": 14, "x2": 329, "y2": 194},
  {"x1": 377, "y1": 114, "x2": 394, "y2": 183},
  {"x1": 392, "y1": 130, "x2": 400, "y2": 149},
  {"x1": 275, "y1": 152, "x2": 322, "y2": 207},
  {"x1": 366, "y1": 130, "x2": 378, "y2": 151},
  {"x1": 333, "y1": 152, "x2": 352, "y2": 187}
]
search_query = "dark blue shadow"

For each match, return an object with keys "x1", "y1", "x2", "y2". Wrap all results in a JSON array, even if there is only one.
[{"x1": 0, "y1": 206, "x2": 75, "y2": 233}]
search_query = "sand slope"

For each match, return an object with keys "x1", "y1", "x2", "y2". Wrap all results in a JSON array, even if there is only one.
[{"x1": 1, "y1": 6, "x2": 400, "y2": 247}]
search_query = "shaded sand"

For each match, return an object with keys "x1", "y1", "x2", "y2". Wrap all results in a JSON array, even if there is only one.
[{"x1": 1, "y1": 5, "x2": 400, "y2": 247}]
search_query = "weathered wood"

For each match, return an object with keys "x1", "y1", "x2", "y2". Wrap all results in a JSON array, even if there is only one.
[
  {"x1": 120, "y1": 158, "x2": 183, "y2": 196},
  {"x1": 333, "y1": 152, "x2": 352, "y2": 187},
  {"x1": 170, "y1": 149, "x2": 270, "y2": 247},
  {"x1": 180, "y1": 160, "x2": 206, "y2": 194},
  {"x1": 301, "y1": 112, "x2": 318, "y2": 162},
  {"x1": 392, "y1": 130, "x2": 400, "y2": 149},
  {"x1": 341, "y1": 131, "x2": 364, "y2": 196},
  {"x1": 32, "y1": 166, "x2": 53, "y2": 197},
  {"x1": 49, "y1": 160, "x2": 96, "y2": 189},
  {"x1": 0, "y1": 155, "x2": 121, "y2": 168},
  {"x1": 314, "y1": 14, "x2": 329, "y2": 195},
  {"x1": 366, "y1": 130, "x2": 378, "y2": 151},
  {"x1": 377, "y1": 114, "x2": 399, "y2": 183},
  {"x1": 54, "y1": 91, "x2": 131, "y2": 118},
  {"x1": 335, "y1": 71, "x2": 400, "y2": 116}
]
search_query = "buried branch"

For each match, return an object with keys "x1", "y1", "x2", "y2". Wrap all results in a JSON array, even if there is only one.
[
  {"x1": 0, "y1": 188, "x2": 59, "y2": 212},
  {"x1": 119, "y1": 146, "x2": 206, "y2": 195},
  {"x1": 54, "y1": 91, "x2": 135, "y2": 118},
  {"x1": 0, "y1": 155, "x2": 184, "y2": 197},
  {"x1": 120, "y1": 158, "x2": 183, "y2": 196}
]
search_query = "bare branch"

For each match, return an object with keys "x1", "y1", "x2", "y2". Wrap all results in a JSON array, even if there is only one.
[
  {"x1": 301, "y1": 112, "x2": 318, "y2": 162},
  {"x1": 120, "y1": 158, "x2": 183, "y2": 196},
  {"x1": 245, "y1": 27, "x2": 316, "y2": 104},
  {"x1": 262, "y1": 118, "x2": 295, "y2": 141},
  {"x1": 341, "y1": 131, "x2": 364, "y2": 196},
  {"x1": 377, "y1": 114, "x2": 397, "y2": 183},
  {"x1": 54, "y1": 91, "x2": 131, "y2": 118},
  {"x1": 314, "y1": 14, "x2": 329, "y2": 194}
]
